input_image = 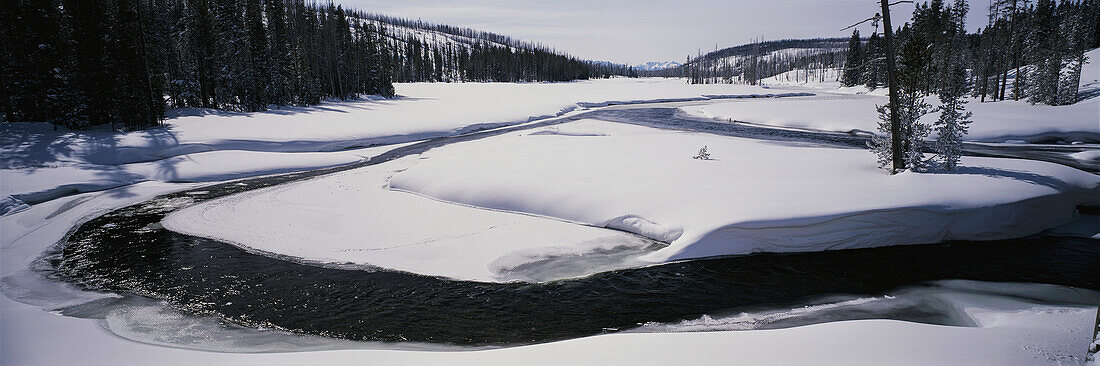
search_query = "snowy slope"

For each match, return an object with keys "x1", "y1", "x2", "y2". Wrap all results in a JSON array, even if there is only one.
[{"x1": 635, "y1": 61, "x2": 682, "y2": 71}]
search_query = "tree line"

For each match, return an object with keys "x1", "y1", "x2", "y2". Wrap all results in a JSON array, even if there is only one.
[
  {"x1": 844, "y1": 0, "x2": 1098, "y2": 106},
  {"x1": 380, "y1": 30, "x2": 613, "y2": 83},
  {"x1": 862, "y1": 0, "x2": 1096, "y2": 174},
  {"x1": 667, "y1": 38, "x2": 849, "y2": 86},
  {"x1": 0, "y1": 0, "x2": 613, "y2": 131}
]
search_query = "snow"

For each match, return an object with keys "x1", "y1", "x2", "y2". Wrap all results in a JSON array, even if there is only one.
[
  {"x1": 682, "y1": 93, "x2": 1100, "y2": 143},
  {"x1": 160, "y1": 118, "x2": 1099, "y2": 278},
  {"x1": 634, "y1": 61, "x2": 682, "y2": 71},
  {"x1": 1, "y1": 79, "x2": 775, "y2": 168},
  {"x1": 161, "y1": 156, "x2": 657, "y2": 282},
  {"x1": 700, "y1": 48, "x2": 1100, "y2": 143},
  {"x1": 8, "y1": 166, "x2": 1091, "y2": 365},
  {"x1": 1072, "y1": 149, "x2": 1100, "y2": 163},
  {"x1": 0, "y1": 148, "x2": 387, "y2": 215},
  {"x1": 1, "y1": 182, "x2": 200, "y2": 312},
  {"x1": 0, "y1": 78, "x2": 784, "y2": 214},
  {"x1": 2, "y1": 277, "x2": 1095, "y2": 365},
  {"x1": 4, "y1": 76, "x2": 1098, "y2": 364},
  {"x1": 386, "y1": 119, "x2": 1099, "y2": 263}
]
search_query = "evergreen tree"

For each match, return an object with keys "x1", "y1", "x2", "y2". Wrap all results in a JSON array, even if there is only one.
[
  {"x1": 870, "y1": 29, "x2": 934, "y2": 172},
  {"x1": 1025, "y1": 0, "x2": 1060, "y2": 105},
  {"x1": 933, "y1": 0, "x2": 973, "y2": 171},
  {"x1": 842, "y1": 29, "x2": 864, "y2": 87},
  {"x1": 112, "y1": 0, "x2": 163, "y2": 130},
  {"x1": 244, "y1": 0, "x2": 268, "y2": 111},
  {"x1": 864, "y1": 32, "x2": 885, "y2": 89},
  {"x1": 266, "y1": 0, "x2": 291, "y2": 106}
]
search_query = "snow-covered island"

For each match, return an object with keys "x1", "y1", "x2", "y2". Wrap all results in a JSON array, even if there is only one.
[{"x1": 3, "y1": 1, "x2": 1100, "y2": 365}]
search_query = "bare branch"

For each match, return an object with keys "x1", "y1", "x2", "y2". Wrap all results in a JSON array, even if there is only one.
[{"x1": 841, "y1": 14, "x2": 881, "y2": 31}]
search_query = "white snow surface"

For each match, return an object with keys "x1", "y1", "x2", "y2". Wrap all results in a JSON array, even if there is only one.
[
  {"x1": 698, "y1": 47, "x2": 1100, "y2": 143},
  {"x1": 161, "y1": 156, "x2": 657, "y2": 282},
  {"x1": 0, "y1": 148, "x2": 383, "y2": 214},
  {"x1": 1, "y1": 78, "x2": 776, "y2": 168},
  {"x1": 3, "y1": 279, "x2": 1096, "y2": 366},
  {"x1": 2, "y1": 76, "x2": 1098, "y2": 364},
  {"x1": 388, "y1": 119, "x2": 1099, "y2": 262},
  {"x1": 0, "y1": 78, "x2": 783, "y2": 214},
  {"x1": 4, "y1": 176, "x2": 1095, "y2": 365},
  {"x1": 683, "y1": 93, "x2": 1100, "y2": 143}
]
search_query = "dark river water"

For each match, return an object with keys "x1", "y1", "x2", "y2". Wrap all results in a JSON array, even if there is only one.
[{"x1": 42, "y1": 101, "x2": 1100, "y2": 347}]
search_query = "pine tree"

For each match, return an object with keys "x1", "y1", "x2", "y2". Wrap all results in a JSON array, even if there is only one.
[
  {"x1": 1025, "y1": 0, "x2": 1060, "y2": 105},
  {"x1": 870, "y1": 26, "x2": 934, "y2": 172},
  {"x1": 1056, "y1": 1, "x2": 1090, "y2": 105},
  {"x1": 112, "y1": 0, "x2": 163, "y2": 130},
  {"x1": 933, "y1": 0, "x2": 973, "y2": 171},
  {"x1": 266, "y1": 0, "x2": 291, "y2": 106},
  {"x1": 244, "y1": 0, "x2": 268, "y2": 111},
  {"x1": 863, "y1": 32, "x2": 885, "y2": 89},
  {"x1": 842, "y1": 29, "x2": 864, "y2": 87}
]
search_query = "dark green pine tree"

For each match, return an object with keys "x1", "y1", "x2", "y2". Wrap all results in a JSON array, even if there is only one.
[
  {"x1": 266, "y1": 0, "x2": 291, "y2": 106},
  {"x1": 863, "y1": 32, "x2": 885, "y2": 89},
  {"x1": 1, "y1": 0, "x2": 68, "y2": 125},
  {"x1": 1025, "y1": 0, "x2": 1060, "y2": 105},
  {"x1": 244, "y1": 0, "x2": 268, "y2": 111},
  {"x1": 842, "y1": 29, "x2": 864, "y2": 87},
  {"x1": 60, "y1": 0, "x2": 112, "y2": 127},
  {"x1": 111, "y1": 0, "x2": 163, "y2": 130},
  {"x1": 933, "y1": 0, "x2": 973, "y2": 171}
]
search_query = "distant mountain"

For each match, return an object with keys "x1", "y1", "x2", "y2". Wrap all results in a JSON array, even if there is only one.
[{"x1": 634, "y1": 61, "x2": 682, "y2": 71}]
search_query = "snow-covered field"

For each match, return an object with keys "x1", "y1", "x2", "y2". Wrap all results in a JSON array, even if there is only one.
[
  {"x1": 391, "y1": 120, "x2": 1099, "y2": 262},
  {"x1": 700, "y1": 48, "x2": 1100, "y2": 143},
  {"x1": 162, "y1": 156, "x2": 658, "y2": 282},
  {"x1": 162, "y1": 119, "x2": 1098, "y2": 279},
  {"x1": 682, "y1": 94, "x2": 1100, "y2": 143},
  {"x1": 3, "y1": 77, "x2": 1100, "y2": 365},
  {"x1": 0, "y1": 78, "x2": 785, "y2": 215}
]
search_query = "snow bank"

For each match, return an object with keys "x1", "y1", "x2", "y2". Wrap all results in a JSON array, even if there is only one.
[
  {"x1": 0, "y1": 145, "x2": 407, "y2": 216},
  {"x1": 3, "y1": 280, "x2": 1095, "y2": 366},
  {"x1": 389, "y1": 119, "x2": 1099, "y2": 262},
  {"x1": 161, "y1": 156, "x2": 657, "y2": 282},
  {"x1": 682, "y1": 93, "x2": 1100, "y2": 143}
]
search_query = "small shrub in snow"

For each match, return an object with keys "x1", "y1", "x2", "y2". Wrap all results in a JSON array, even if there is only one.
[{"x1": 693, "y1": 145, "x2": 711, "y2": 160}]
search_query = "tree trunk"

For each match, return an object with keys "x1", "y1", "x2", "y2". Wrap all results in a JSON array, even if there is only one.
[{"x1": 881, "y1": 0, "x2": 905, "y2": 173}]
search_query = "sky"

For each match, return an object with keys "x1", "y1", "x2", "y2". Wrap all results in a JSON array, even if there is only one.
[{"x1": 340, "y1": 0, "x2": 992, "y2": 65}]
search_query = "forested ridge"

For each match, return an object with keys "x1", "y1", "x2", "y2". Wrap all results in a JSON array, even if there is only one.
[
  {"x1": 0, "y1": 0, "x2": 613, "y2": 131},
  {"x1": 663, "y1": 38, "x2": 848, "y2": 85},
  {"x1": 839, "y1": 0, "x2": 1098, "y2": 105},
  {"x1": 673, "y1": 0, "x2": 1098, "y2": 107}
]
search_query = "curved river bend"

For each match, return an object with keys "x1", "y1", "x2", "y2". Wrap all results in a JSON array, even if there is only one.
[{"x1": 44, "y1": 103, "x2": 1100, "y2": 346}]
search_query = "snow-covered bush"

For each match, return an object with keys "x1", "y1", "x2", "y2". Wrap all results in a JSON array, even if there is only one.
[{"x1": 695, "y1": 145, "x2": 712, "y2": 159}]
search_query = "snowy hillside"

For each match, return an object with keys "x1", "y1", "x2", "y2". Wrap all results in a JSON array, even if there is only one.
[
  {"x1": 635, "y1": 61, "x2": 682, "y2": 71},
  {"x1": 671, "y1": 38, "x2": 847, "y2": 82}
]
